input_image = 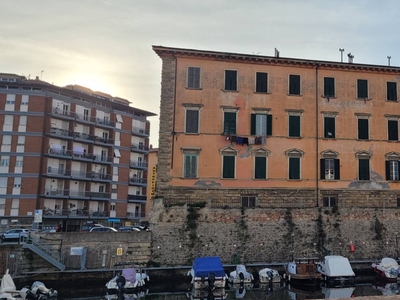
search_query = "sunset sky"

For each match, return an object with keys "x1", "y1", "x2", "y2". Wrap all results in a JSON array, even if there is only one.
[{"x1": 2, "y1": 0, "x2": 399, "y2": 146}]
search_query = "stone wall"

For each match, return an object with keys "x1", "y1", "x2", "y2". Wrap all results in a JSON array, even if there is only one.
[{"x1": 149, "y1": 197, "x2": 400, "y2": 266}]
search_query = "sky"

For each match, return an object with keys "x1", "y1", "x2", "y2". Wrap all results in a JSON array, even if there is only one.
[{"x1": 2, "y1": 0, "x2": 400, "y2": 147}]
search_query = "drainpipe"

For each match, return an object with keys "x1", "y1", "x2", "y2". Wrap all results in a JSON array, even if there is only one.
[
  {"x1": 170, "y1": 53, "x2": 178, "y2": 169},
  {"x1": 315, "y1": 64, "x2": 319, "y2": 207}
]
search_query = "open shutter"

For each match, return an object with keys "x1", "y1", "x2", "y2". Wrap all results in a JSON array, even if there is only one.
[
  {"x1": 267, "y1": 115, "x2": 272, "y2": 136},
  {"x1": 320, "y1": 159, "x2": 325, "y2": 180},
  {"x1": 334, "y1": 159, "x2": 340, "y2": 179},
  {"x1": 386, "y1": 160, "x2": 390, "y2": 180},
  {"x1": 251, "y1": 114, "x2": 256, "y2": 135}
]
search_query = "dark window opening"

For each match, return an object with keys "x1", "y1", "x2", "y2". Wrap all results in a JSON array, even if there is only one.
[
  {"x1": 323, "y1": 196, "x2": 337, "y2": 207},
  {"x1": 289, "y1": 75, "x2": 301, "y2": 95},
  {"x1": 388, "y1": 120, "x2": 398, "y2": 141},
  {"x1": 242, "y1": 196, "x2": 256, "y2": 208},
  {"x1": 358, "y1": 119, "x2": 369, "y2": 140},
  {"x1": 357, "y1": 79, "x2": 368, "y2": 99},
  {"x1": 187, "y1": 67, "x2": 201, "y2": 89},
  {"x1": 185, "y1": 110, "x2": 199, "y2": 133},
  {"x1": 324, "y1": 117, "x2": 335, "y2": 138},
  {"x1": 256, "y1": 72, "x2": 268, "y2": 93},
  {"x1": 324, "y1": 77, "x2": 335, "y2": 97},
  {"x1": 289, "y1": 115, "x2": 301, "y2": 137},
  {"x1": 222, "y1": 156, "x2": 235, "y2": 179},
  {"x1": 223, "y1": 112, "x2": 236, "y2": 135},
  {"x1": 225, "y1": 70, "x2": 237, "y2": 91},
  {"x1": 358, "y1": 158, "x2": 370, "y2": 180},
  {"x1": 254, "y1": 156, "x2": 266, "y2": 179},
  {"x1": 387, "y1": 82, "x2": 397, "y2": 101},
  {"x1": 289, "y1": 157, "x2": 300, "y2": 179}
]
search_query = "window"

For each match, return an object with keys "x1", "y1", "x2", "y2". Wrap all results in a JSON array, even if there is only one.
[
  {"x1": 323, "y1": 196, "x2": 337, "y2": 207},
  {"x1": 388, "y1": 119, "x2": 399, "y2": 141},
  {"x1": 17, "y1": 136, "x2": 25, "y2": 145},
  {"x1": 4, "y1": 115, "x2": 13, "y2": 124},
  {"x1": 357, "y1": 79, "x2": 368, "y2": 99},
  {"x1": 251, "y1": 148, "x2": 270, "y2": 180},
  {"x1": 324, "y1": 116, "x2": 336, "y2": 138},
  {"x1": 250, "y1": 113, "x2": 272, "y2": 136},
  {"x1": 387, "y1": 82, "x2": 397, "y2": 101},
  {"x1": 20, "y1": 95, "x2": 29, "y2": 112},
  {"x1": 224, "y1": 70, "x2": 237, "y2": 91},
  {"x1": 116, "y1": 114, "x2": 123, "y2": 123},
  {"x1": 324, "y1": 77, "x2": 335, "y2": 97},
  {"x1": 6, "y1": 94, "x2": 15, "y2": 105},
  {"x1": 289, "y1": 74, "x2": 301, "y2": 95},
  {"x1": 14, "y1": 177, "x2": 21, "y2": 188},
  {"x1": 286, "y1": 149, "x2": 303, "y2": 180},
  {"x1": 356, "y1": 151, "x2": 371, "y2": 181},
  {"x1": 255, "y1": 72, "x2": 268, "y2": 93},
  {"x1": 15, "y1": 157, "x2": 23, "y2": 167},
  {"x1": 220, "y1": 146, "x2": 237, "y2": 179},
  {"x1": 83, "y1": 109, "x2": 90, "y2": 121},
  {"x1": 187, "y1": 67, "x2": 201, "y2": 89},
  {"x1": 320, "y1": 158, "x2": 340, "y2": 180},
  {"x1": 2, "y1": 135, "x2": 11, "y2": 145},
  {"x1": 185, "y1": 109, "x2": 200, "y2": 134},
  {"x1": 386, "y1": 160, "x2": 400, "y2": 181},
  {"x1": 242, "y1": 196, "x2": 256, "y2": 208},
  {"x1": 223, "y1": 111, "x2": 237, "y2": 135},
  {"x1": 357, "y1": 116, "x2": 369, "y2": 140},
  {"x1": 183, "y1": 154, "x2": 198, "y2": 178},
  {"x1": 113, "y1": 149, "x2": 120, "y2": 158},
  {"x1": 0, "y1": 156, "x2": 10, "y2": 166},
  {"x1": 287, "y1": 111, "x2": 302, "y2": 137}
]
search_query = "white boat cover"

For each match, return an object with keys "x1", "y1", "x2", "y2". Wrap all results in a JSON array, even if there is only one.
[
  {"x1": 0, "y1": 270, "x2": 16, "y2": 292},
  {"x1": 236, "y1": 265, "x2": 246, "y2": 274},
  {"x1": 381, "y1": 257, "x2": 399, "y2": 269},
  {"x1": 321, "y1": 256, "x2": 355, "y2": 277}
]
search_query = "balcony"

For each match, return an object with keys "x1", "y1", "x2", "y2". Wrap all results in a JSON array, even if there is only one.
[
  {"x1": 49, "y1": 127, "x2": 95, "y2": 143},
  {"x1": 132, "y1": 126, "x2": 149, "y2": 137},
  {"x1": 129, "y1": 160, "x2": 148, "y2": 170},
  {"x1": 128, "y1": 194, "x2": 147, "y2": 201},
  {"x1": 74, "y1": 112, "x2": 96, "y2": 124},
  {"x1": 126, "y1": 211, "x2": 146, "y2": 219},
  {"x1": 131, "y1": 143, "x2": 149, "y2": 154},
  {"x1": 129, "y1": 177, "x2": 147, "y2": 187},
  {"x1": 95, "y1": 118, "x2": 115, "y2": 128},
  {"x1": 44, "y1": 189, "x2": 111, "y2": 200},
  {"x1": 47, "y1": 148, "x2": 113, "y2": 164},
  {"x1": 93, "y1": 136, "x2": 114, "y2": 145},
  {"x1": 43, "y1": 208, "x2": 109, "y2": 218},
  {"x1": 50, "y1": 107, "x2": 77, "y2": 119},
  {"x1": 44, "y1": 189, "x2": 69, "y2": 198}
]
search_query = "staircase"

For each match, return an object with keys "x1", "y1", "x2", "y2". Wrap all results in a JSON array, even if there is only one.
[{"x1": 22, "y1": 235, "x2": 65, "y2": 271}]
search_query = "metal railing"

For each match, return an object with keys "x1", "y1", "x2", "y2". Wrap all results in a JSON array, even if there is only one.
[
  {"x1": 130, "y1": 161, "x2": 148, "y2": 168},
  {"x1": 132, "y1": 126, "x2": 149, "y2": 135},
  {"x1": 43, "y1": 208, "x2": 109, "y2": 217},
  {"x1": 47, "y1": 148, "x2": 113, "y2": 162},
  {"x1": 44, "y1": 189, "x2": 111, "y2": 199}
]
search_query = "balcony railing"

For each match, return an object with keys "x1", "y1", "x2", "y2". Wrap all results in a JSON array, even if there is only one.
[
  {"x1": 43, "y1": 208, "x2": 109, "y2": 218},
  {"x1": 128, "y1": 194, "x2": 147, "y2": 201},
  {"x1": 47, "y1": 148, "x2": 112, "y2": 163},
  {"x1": 49, "y1": 127, "x2": 97, "y2": 142},
  {"x1": 51, "y1": 107, "x2": 77, "y2": 118},
  {"x1": 44, "y1": 189, "x2": 111, "y2": 199},
  {"x1": 127, "y1": 211, "x2": 146, "y2": 219},
  {"x1": 132, "y1": 126, "x2": 149, "y2": 136},
  {"x1": 95, "y1": 118, "x2": 115, "y2": 127},
  {"x1": 129, "y1": 178, "x2": 147, "y2": 185},
  {"x1": 93, "y1": 136, "x2": 114, "y2": 145},
  {"x1": 129, "y1": 161, "x2": 148, "y2": 168},
  {"x1": 131, "y1": 143, "x2": 149, "y2": 152}
]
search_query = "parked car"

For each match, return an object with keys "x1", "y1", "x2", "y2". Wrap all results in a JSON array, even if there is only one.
[
  {"x1": 81, "y1": 223, "x2": 103, "y2": 232},
  {"x1": 132, "y1": 225, "x2": 150, "y2": 231},
  {"x1": 89, "y1": 226, "x2": 117, "y2": 232},
  {"x1": 0, "y1": 228, "x2": 30, "y2": 242},
  {"x1": 118, "y1": 226, "x2": 141, "y2": 232}
]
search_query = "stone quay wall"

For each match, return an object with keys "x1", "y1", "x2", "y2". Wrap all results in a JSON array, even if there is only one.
[{"x1": 149, "y1": 196, "x2": 400, "y2": 266}]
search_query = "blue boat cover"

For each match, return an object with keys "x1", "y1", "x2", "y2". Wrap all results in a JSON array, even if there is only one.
[{"x1": 193, "y1": 256, "x2": 225, "y2": 277}]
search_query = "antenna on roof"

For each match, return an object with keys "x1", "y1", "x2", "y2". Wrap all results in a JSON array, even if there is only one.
[
  {"x1": 339, "y1": 48, "x2": 344, "y2": 63},
  {"x1": 274, "y1": 48, "x2": 280, "y2": 58},
  {"x1": 387, "y1": 56, "x2": 391, "y2": 66}
]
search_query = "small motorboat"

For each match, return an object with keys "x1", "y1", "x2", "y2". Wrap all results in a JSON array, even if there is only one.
[
  {"x1": 371, "y1": 257, "x2": 400, "y2": 282},
  {"x1": 258, "y1": 267, "x2": 281, "y2": 283},
  {"x1": 188, "y1": 256, "x2": 228, "y2": 290},
  {"x1": 317, "y1": 255, "x2": 355, "y2": 287},
  {"x1": 106, "y1": 262, "x2": 149, "y2": 293},
  {"x1": 228, "y1": 265, "x2": 254, "y2": 284},
  {"x1": 285, "y1": 258, "x2": 321, "y2": 286}
]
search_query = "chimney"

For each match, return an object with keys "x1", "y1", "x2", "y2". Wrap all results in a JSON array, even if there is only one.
[
  {"x1": 347, "y1": 53, "x2": 354, "y2": 63},
  {"x1": 35, "y1": 76, "x2": 39, "y2": 80},
  {"x1": 274, "y1": 48, "x2": 280, "y2": 58}
]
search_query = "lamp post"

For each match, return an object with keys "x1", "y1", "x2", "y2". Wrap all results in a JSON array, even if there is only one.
[{"x1": 396, "y1": 233, "x2": 399, "y2": 260}]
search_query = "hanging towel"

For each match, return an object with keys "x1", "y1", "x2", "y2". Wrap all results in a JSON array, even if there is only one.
[
  {"x1": 237, "y1": 137, "x2": 243, "y2": 145},
  {"x1": 243, "y1": 137, "x2": 249, "y2": 145}
]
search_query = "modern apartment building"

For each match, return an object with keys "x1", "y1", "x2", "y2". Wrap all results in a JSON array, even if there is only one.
[
  {"x1": 0, "y1": 73, "x2": 155, "y2": 231},
  {"x1": 153, "y1": 46, "x2": 400, "y2": 208}
]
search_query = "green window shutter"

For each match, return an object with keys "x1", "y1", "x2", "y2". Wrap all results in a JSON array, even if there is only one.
[
  {"x1": 358, "y1": 119, "x2": 369, "y2": 140},
  {"x1": 255, "y1": 156, "x2": 266, "y2": 179},
  {"x1": 223, "y1": 156, "x2": 235, "y2": 178},
  {"x1": 357, "y1": 79, "x2": 368, "y2": 99},
  {"x1": 267, "y1": 115, "x2": 272, "y2": 136},
  {"x1": 334, "y1": 159, "x2": 340, "y2": 180},
  {"x1": 289, "y1": 115, "x2": 300, "y2": 137},
  {"x1": 359, "y1": 159, "x2": 370, "y2": 180},
  {"x1": 320, "y1": 159, "x2": 325, "y2": 179},
  {"x1": 256, "y1": 72, "x2": 268, "y2": 93},
  {"x1": 251, "y1": 114, "x2": 256, "y2": 135},
  {"x1": 224, "y1": 112, "x2": 236, "y2": 134},
  {"x1": 289, "y1": 157, "x2": 300, "y2": 179},
  {"x1": 186, "y1": 110, "x2": 199, "y2": 133},
  {"x1": 386, "y1": 160, "x2": 390, "y2": 180}
]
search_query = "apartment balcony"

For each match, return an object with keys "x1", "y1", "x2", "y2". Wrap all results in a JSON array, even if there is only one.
[
  {"x1": 128, "y1": 194, "x2": 147, "y2": 202},
  {"x1": 49, "y1": 127, "x2": 95, "y2": 143},
  {"x1": 44, "y1": 189, "x2": 111, "y2": 200},
  {"x1": 129, "y1": 177, "x2": 147, "y2": 187},
  {"x1": 74, "y1": 112, "x2": 96, "y2": 124},
  {"x1": 46, "y1": 148, "x2": 113, "y2": 164},
  {"x1": 43, "y1": 208, "x2": 109, "y2": 218},
  {"x1": 126, "y1": 211, "x2": 146, "y2": 219},
  {"x1": 132, "y1": 126, "x2": 149, "y2": 137},
  {"x1": 93, "y1": 136, "x2": 114, "y2": 145},
  {"x1": 129, "y1": 160, "x2": 148, "y2": 170},
  {"x1": 44, "y1": 189, "x2": 69, "y2": 198},
  {"x1": 131, "y1": 143, "x2": 149, "y2": 154},
  {"x1": 69, "y1": 170, "x2": 111, "y2": 182},
  {"x1": 50, "y1": 107, "x2": 77, "y2": 120},
  {"x1": 95, "y1": 118, "x2": 115, "y2": 128}
]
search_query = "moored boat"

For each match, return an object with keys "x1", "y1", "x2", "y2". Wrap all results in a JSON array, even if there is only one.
[
  {"x1": 371, "y1": 257, "x2": 400, "y2": 282},
  {"x1": 105, "y1": 262, "x2": 149, "y2": 293},
  {"x1": 258, "y1": 267, "x2": 281, "y2": 283},
  {"x1": 317, "y1": 255, "x2": 355, "y2": 287},
  {"x1": 228, "y1": 265, "x2": 254, "y2": 284},
  {"x1": 188, "y1": 256, "x2": 228, "y2": 290},
  {"x1": 285, "y1": 258, "x2": 321, "y2": 286}
]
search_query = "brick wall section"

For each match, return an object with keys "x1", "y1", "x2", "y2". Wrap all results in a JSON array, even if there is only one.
[
  {"x1": 149, "y1": 198, "x2": 400, "y2": 266},
  {"x1": 157, "y1": 55, "x2": 176, "y2": 190}
]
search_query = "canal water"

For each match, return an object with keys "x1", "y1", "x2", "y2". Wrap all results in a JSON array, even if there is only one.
[{"x1": 56, "y1": 280, "x2": 399, "y2": 299}]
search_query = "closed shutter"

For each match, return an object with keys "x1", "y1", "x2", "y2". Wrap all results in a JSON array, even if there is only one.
[
  {"x1": 388, "y1": 120, "x2": 398, "y2": 141},
  {"x1": 255, "y1": 156, "x2": 266, "y2": 179},
  {"x1": 320, "y1": 159, "x2": 325, "y2": 180},
  {"x1": 334, "y1": 159, "x2": 340, "y2": 180},
  {"x1": 186, "y1": 110, "x2": 199, "y2": 133},
  {"x1": 267, "y1": 115, "x2": 272, "y2": 136},
  {"x1": 256, "y1": 72, "x2": 268, "y2": 93},
  {"x1": 289, "y1": 115, "x2": 300, "y2": 137},
  {"x1": 357, "y1": 79, "x2": 368, "y2": 98},
  {"x1": 358, "y1": 119, "x2": 369, "y2": 140},
  {"x1": 386, "y1": 160, "x2": 390, "y2": 180},
  {"x1": 289, "y1": 157, "x2": 300, "y2": 179},
  {"x1": 223, "y1": 156, "x2": 235, "y2": 178},
  {"x1": 359, "y1": 159, "x2": 370, "y2": 180},
  {"x1": 224, "y1": 112, "x2": 236, "y2": 134}
]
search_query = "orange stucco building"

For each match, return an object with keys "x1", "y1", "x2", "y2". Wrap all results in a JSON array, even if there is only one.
[{"x1": 153, "y1": 46, "x2": 400, "y2": 208}]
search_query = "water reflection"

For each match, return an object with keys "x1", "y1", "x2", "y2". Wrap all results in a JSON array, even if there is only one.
[{"x1": 58, "y1": 280, "x2": 400, "y2": 299}]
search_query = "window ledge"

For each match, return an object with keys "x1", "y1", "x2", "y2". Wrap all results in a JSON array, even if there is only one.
[
  {"x1": 386, "y1": 99, "x2": 398, "y2": 102},
  {"x1": 357, "y1": 139, "x2": 370, "y2": 141},
  {"x1": 323, "y1": 137, "x2": 337, "y2": 140},
  {"x1": 184, "y1": 132, "x2": 200, "y2": 135},
  {"x1": 287, "y1": 179, "x2": 302, "y2": 181},
  {"x1": 254, "y1": 92, "x2": 271, "y2": 95},
  {"x1": 221, "y1": 178, "x2": 236, "y2": 180},
  {"x1": 222, "y1": 89, "x2": 239, "y2": 93},
  {"x1": 181, "y1": 177, "x2": 199, "y2": 180},
  {"x1": 321, "y1": 179, "x2": 338, "y2": 182},
  {"x1": 356, "y1": 97, "x2": 372, "y2": 101},
  {"x1": 185, "y1": 87, "x2": 202, "y2": 90},
  {"x1": 287, "y1": 136, "x2": 302, "y2": 139},
  {"x1": 287, "y1": 94, "x2": 302, "y2": 97},
  {"x1": 387, "y1": 140, "x2": 399, "y2": 142},
  {"x1": 322, "y1": 96, "x2": 337, "y2": 99}
]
